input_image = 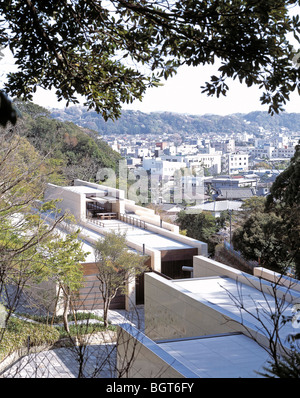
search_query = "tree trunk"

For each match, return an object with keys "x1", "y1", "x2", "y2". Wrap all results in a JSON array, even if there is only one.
[
  {"x1": 103, "y1": 298, "x2": 110, "y2": 329},
  {"x1": 63, "y1": 288, "x2": 70, "y2": 334}
]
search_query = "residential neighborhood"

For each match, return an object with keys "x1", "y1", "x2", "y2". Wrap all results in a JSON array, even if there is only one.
[{"x1": 100, "y1": 128, "x2": 299, "y2": 219}]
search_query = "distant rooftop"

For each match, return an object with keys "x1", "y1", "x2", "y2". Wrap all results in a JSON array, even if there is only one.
[{"x1": 186, "y1": 200, "x2": 243, "y2": 213}]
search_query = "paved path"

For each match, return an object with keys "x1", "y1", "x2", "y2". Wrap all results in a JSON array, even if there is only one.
[{"x1": 1, "y1": 306, "x2": 144, "y2": 378}]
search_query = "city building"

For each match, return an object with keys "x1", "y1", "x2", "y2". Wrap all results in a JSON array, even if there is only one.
[
  {"x1": 211, "y1": 138, "x2": 235, "y2": 153},
  {"x1": 142, "y1": 157, "x2": 187, "y2": 179},
  {"x1": 223, "y1": 152, "x2": 249, "y2": 174}
]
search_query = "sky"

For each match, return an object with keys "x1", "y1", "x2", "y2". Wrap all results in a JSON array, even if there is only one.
[
  {"x1": 121, "y1": 63, "x2": 300, "y2": 116},
  {"x1": 31, "y1": 62, "x2": 300, "y2": 116}
]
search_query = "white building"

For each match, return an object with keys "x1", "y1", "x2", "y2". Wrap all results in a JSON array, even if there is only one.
[
  {"x1": 185, "y1": 154, "x2": 222, "y2": 175},
  {"x1": 223, "y1": 152, "x2": 249, "y2": 174},
  {"x1": 142, "y1": 157, "x2": 186, "y2": 179},
  {"x1": 250, "y1": 145, "x2": 276, "y2": 159},
  {"x1": 212, "y1": 138, "x2": 235, "y2": 153},
  {"x1": 42, "y1": 179, "x2": 208, "y2": 313},
  {"x1": 159, "y1": 153, "x2": 222, "y2": 175}
]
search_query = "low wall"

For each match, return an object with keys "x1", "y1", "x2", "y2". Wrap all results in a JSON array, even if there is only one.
[
  {"x1": 144, "y1": 272, "x2": 262, "y2": 342},
  {"x1": 124, "y1": 200, "x2": 179, "y2": 233},
  {"x1": 74, "y1": 179, "x2": 125, "y2": 200},
  {"x1": 144, "y1": 223, "x2": 208, "y2": 257},
  {"x1": 116, "y1": 323, "x2": 199, "y2": 378},
  {"x1": 254, "y1": 267, "x2": 300, "y2": 293},
  {"x1": 25, "y1": 278, "x2": 64, "y2": 316}
]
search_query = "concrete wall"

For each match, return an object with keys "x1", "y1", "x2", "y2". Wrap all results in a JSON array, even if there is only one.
[
  {"x1": 124, "y1": 200, "x2": 179, "y2": 233},
  {"x1": 254, "y1": 267, "x2": 300, "y2": 293},
  {"x1": 74, "y1": 179, "x2": 126, "y2": 215},
  {"x1": 144, "y1": 223, "x2": 208, "y2": 257},
  {"x1": 117, "y1": 323, "x2": 199, "y2": 378},
  {"x1": 74, "y1": 179, "x2": 125, "y2": 200},
  {"x1": 44, "y1": 184, "x2": 85, "y2": 221},
  {"x1": 144, "y1": 272, "x2": 253, "y2": 342},
  {"x1": 26, "y1": 278, "x2": 64, "y2": 316}
]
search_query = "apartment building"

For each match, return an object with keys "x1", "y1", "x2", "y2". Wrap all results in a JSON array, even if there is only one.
[
  {"x1": 251, "y1": 137, "x2": 297, "y2": 160},
  {"x1": 184, "y1": 153, "x2": 221, "y2": 175},
  {"x1": 142, "y1": 157, "x2": 186, "y2": 179},
  {"x1": 223, "y1": 152, "x2": 249, "y2": 174},
  {"x1": 210, "y1": 176, "x2": 257, "y2": 190},
  {"x1": 211, "y1": 138, "x2": 235, "y2": 153}
]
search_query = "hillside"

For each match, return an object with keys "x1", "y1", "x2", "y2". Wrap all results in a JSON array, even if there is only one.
[
  {"x1": 12, "y1": 101, "x2": 122, "y2": 183},
  {"x1": 51, "y1": 106, "x2": 300, "y2": 136}
]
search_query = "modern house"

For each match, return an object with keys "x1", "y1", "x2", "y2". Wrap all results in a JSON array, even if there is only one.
[{"x1": 43, "y1": 179, "x2": 208, "y2": 313}]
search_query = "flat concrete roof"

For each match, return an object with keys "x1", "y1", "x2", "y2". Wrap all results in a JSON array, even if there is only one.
[
  {"x1": 187, "y1": 200, "x2": 243, "y2": 212},
  {"x1": 83, "y1": 219, "x2": 195, "y2": 251},
  {"x1": 125, "y1": 229, "x2": 194, "y2": 251},
  {"x1": 63, "y1": 185, "x2": 105, "y2": 194},
  {"x1": 173, "y1": 276, "x2": 295, "y2": 341},
  {"x1": 158, "y1": 333, "x2": 271, "y2": 378}
]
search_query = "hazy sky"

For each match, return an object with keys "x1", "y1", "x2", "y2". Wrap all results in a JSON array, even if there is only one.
[
  {"x1": 121, "y1": 63, "x2": 300, "y2": 115},
  {"x1": 31, "y1": 62, "x2": 300, "y2": 116}
]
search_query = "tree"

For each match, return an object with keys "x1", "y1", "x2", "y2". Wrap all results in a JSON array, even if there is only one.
[
  {"x1": 0, "y1": 129, "x2": 82, "y2": 344},
  {"x1": 0, "y1": 92, "x2": 17, "y2": 127},
  {"x1": 41, "y1": 230, "x2": 87, "y2": 334},
  {"x1": 232, "y1": 211, "x2": 293, "y2": 274},
  {"x1": 9, "y1": 100, "x2": 122, "y2": 183},
  {"x1": 94, "y1": 231, "x2": 147, "y2": 328},
  {"x1": 176, "y1": 210, "x2": 218, "y2": 255},
  {"x1": 232, "y1": 143, "x2": 300, "y2": 278},
  {"x1": 266, "y1": 141, "x2": 300, "y2": 208},
  {"x1": 266, "y1": 141, "x2": 300, "y2": 277},
  {"x1": 1, "y1": 1, "x2": 300, "y2": 125},
  {"x1": 240, "y1": 196, "x2": 267, "y2": 214}
]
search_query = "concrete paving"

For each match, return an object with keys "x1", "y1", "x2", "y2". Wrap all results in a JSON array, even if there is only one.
[{"x1": 1, "y1": 306, "x2": 144, "y2": 378}]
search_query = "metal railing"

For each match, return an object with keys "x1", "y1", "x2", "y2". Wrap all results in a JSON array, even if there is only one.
[{"x1": 118, "y1": 213, "x2": 146, "y2": 229}]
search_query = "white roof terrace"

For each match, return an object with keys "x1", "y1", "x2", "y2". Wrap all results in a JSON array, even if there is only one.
[{"x1": 80, "y1": 218, "x2": 195, "y2": 252}]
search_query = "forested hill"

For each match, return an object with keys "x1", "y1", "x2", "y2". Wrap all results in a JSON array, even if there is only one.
[
  {"x1": 12, "y1": 101, "x2": 122, "y2": 183},
  {"x1": 51, "y1": 106, "x2": 300, "y2": 136}
]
